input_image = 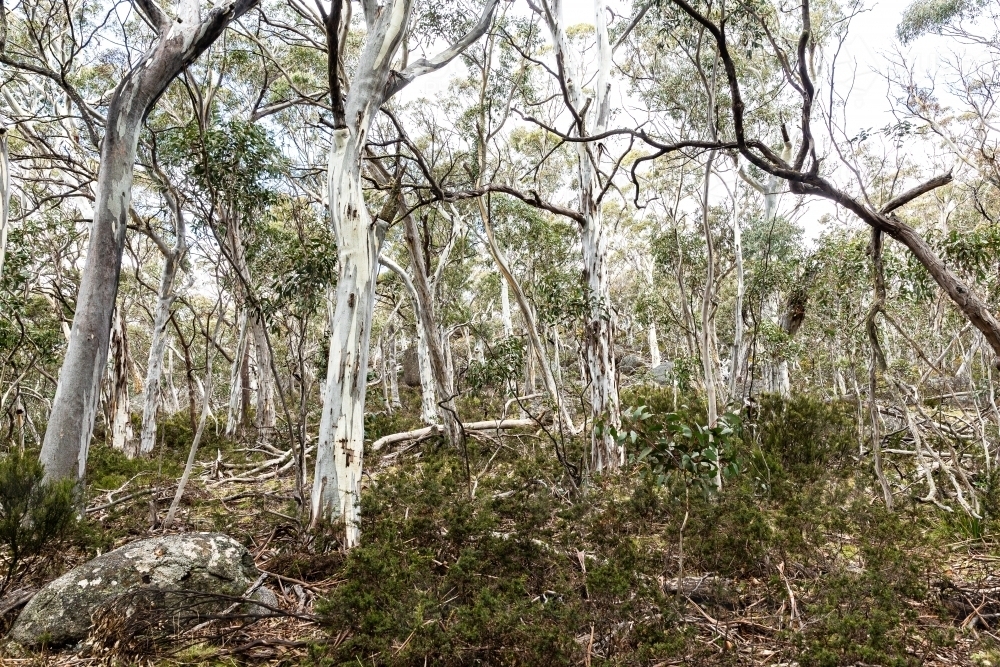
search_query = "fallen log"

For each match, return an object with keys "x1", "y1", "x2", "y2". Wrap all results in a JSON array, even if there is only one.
[{"x1": 371, "y1": 418, "x2": 539, "y2": 451}]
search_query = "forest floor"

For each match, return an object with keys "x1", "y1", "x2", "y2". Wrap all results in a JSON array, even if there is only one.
[{"x1": 4, "y1": 389, "x2": 1000, "y2": 666}]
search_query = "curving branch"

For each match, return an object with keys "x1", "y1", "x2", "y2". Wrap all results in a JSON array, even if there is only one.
[{"x1": 386, "y1": 0, "x2": 500, "y2": 97}]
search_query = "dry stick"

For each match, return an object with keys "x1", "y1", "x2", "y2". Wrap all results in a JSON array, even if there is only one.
[
  {"x1": 776, "y1": 561, "x2": 800, "y2": 630},
  {"x1": 85, "y1": 487, "x2": 164, "y2": 514},
  {"x1": 905, "y1": 388, "x2": 981, "y2": 517},
  {"x1": 164, "y1": 299, "x2": 225, "y2": 528}
]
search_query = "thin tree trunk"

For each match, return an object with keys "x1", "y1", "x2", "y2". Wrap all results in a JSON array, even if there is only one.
[
  {"x1": 164, "y1": 301, "x2": 222, "y2": 529},
  {"x1": 225, "y1": 309, "x2": 250, "y2": 437},
  {"x1": 107, "y1": 308, "x2": 135, "y2": 454},
  {"x1": 0, "y1": 128, "x2": 9, "y2": 283},
  {"x1": 500, "y1": 276, "x2": 513, "y2": 337},
  {"x1": 138, "y1": 247, "x2": 181, "y2": 457},
  {"x1": 389, "y1": 327, "x2": 401, "y2": 409},
  {"x1": 475, "y1": 200, "x2": 578, "y2": 433},
  {"x1": 380, "y1": 255, "x2": 439, "y2": 425},
  {"x1": 165, "y1": 345, "x2": 180, "y2": 414},
  {"x1": 867, "y1": 228, "x2": 894, "y2": 509},
  {"x1": 400, "y1": 208, "x2": 461, "y2": 445},
  {"x1": 252, "y1": 315, "x2": 276, "y2": 433},
  {"x1": 729, "y1": 195, "x2": 745, "y2": 402},
  {"x1": 699, "y1": 152, "x2": 721, "y2": 489}
]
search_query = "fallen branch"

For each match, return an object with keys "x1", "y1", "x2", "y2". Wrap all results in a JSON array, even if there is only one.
[
  {"x1": 85, "y1": 487, "x2": 167, "y2": 514},
  {"x1": 371, "y1": 418, "x2": 539, "y2": 451}
]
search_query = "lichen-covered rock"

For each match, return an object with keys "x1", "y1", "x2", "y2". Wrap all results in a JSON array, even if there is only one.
[{"x1": 8, "y1": 532, "x2": 264, "y2": 647}]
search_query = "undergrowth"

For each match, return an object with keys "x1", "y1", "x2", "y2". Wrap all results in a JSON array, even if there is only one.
[{"x1": 310, "y1": 392, "x2": 960, "y2": 666}]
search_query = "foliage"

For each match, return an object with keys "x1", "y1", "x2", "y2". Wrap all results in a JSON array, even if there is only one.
[
  {"x1": 750, "y1": 394, "x2": 858, "y2": 482},
  {"x1": 615, "y1": 404, "x2": 742, "y2": 496},
  {"x1": 897, "y1": 0, "x2": 987, "y2": 42},
  {"x1": 158, "y1": 118, "x2": 284, "y2": 220},
  {"x1": 0, "y1": 448, "x2": 76, "y2": 594},
  {"x1": 311, "y1": 396, "x2": 958, "y2": 665},
  {"x1": 465, "y1": 335, "x2": 526, "y2": 395}
]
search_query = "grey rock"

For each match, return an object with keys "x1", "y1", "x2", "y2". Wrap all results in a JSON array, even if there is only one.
[
  {"x1": 651, "y1": 361, "x2": 674, "y2": 385},
  {"x1": 402, "y1": 346, "x2": 421, "y2": 387},
  {"x1": 8, "y1": 532, "x2": 266, "y2": 647},
  {"x1": 619, "y1": 354, "x2": 642, "y2": 375}
]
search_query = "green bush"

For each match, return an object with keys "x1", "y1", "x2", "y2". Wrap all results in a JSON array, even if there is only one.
[
  {"x1": 0, "y1": 448, "x2": 77, "y2": 594},
  {"x1": 752, "y1": 394, "x2": 857, "y2": 478}
]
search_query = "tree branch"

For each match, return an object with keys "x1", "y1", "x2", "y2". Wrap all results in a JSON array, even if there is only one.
[{"x1": 386, "y1": 0, "x2": 500, "y2": 97}]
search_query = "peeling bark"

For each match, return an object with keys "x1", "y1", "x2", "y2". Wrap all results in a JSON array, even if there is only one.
[
  {"x1": 541, "y1": 0, "x2": 620, "y2": 470},
  {"x1": 310, "y1": 0, "x2": 498, "y2": 545}
]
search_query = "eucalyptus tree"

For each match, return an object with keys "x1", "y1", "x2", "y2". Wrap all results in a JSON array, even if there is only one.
[
  {"x1": 650, "y1": 0, "x2": 1000, "y2": 363},
  {"x1": 2, "y1": 0, "x2": 265, "y2": 481},
  {"x1": 527, "y1": 0, "x2": 623, "y2": 471},
  {"x1": 134, "y1": 144, "x2": 189, "y2": 458},
  {"x1": 309, "y1": 0, "x2": 499, "y2": 543}
]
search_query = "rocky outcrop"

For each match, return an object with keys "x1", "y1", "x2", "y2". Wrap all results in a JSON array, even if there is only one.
[{"x1": 8, "y1": 532, "x2": 270, "y2": 647}]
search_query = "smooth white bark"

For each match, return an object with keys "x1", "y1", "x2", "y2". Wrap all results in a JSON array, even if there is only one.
[
  {"x1": 310, "y1": 0, "x2": 499, "y2": 546},
  {"x1": 729, "y1": 197, "x2": 745, "y2": 401},
  {"x1": 138, "y1": 191, "x2": 186, "y2": 457},
  {"x1": 137, "y1": 260, "x2": 178, "y2": 456},
  {"x1": 252, "y1": 317, "x2": 276, "y2": 432},
  {"x1": 311, "y1": 127, "x2": 385, "y2": 546},
  {"x1": 500, "y1": 277, "x2": 513, "y2": 337},
  {"x1": 380, "y1": 255, "x2": 438, "y2": 424}
]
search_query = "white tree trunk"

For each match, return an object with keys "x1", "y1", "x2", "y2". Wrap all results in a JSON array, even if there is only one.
[
  {"x1": 648, "y1": 323, "x2": 661, "y2": 369},
  {"x1": 165, "y1": 346, "x2": 180, "y2": 414},
  {"x1": 138, "y1": 252, "x2": 179, "y2": 456},
  {"x1": 778, "y1": 360, "x2": 790, "y2": 398},
  {"x1": 389, "y1": 328, "x2": 401, "y2": 409},
  {"x1": 729, "y1": 199, "x2": 745, "y2": 402},
  {"x1": 252, "y1": 316, "x2": 276, "y2": 432},
  {"x1": 542, "y1": 0, "x2": 619, "y2": 469},
  {"x1": 416, "y1": 322, "x2": 438, "y2": 424},
  {"x1": 311, "y1": 127, "x2": 386, "y2": 545},
  {"x1": 108, "y1": 308, "x2": 134, "y2": 454},
  {"x1": 225, "y1": 309, "x2": 250, "y2": 437},
  {"x1": 309, "y1": 0, "x2": 498, "y2": 545},
  {"x1": 0, "y1": 128, "x2": 10, "y2": 284},
  {"x1": 500, "y1": 276, "x2": 513, "y2": 337},
  {"x1": 380, "y1": 255, "x2": 441, "y2": 425}
]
